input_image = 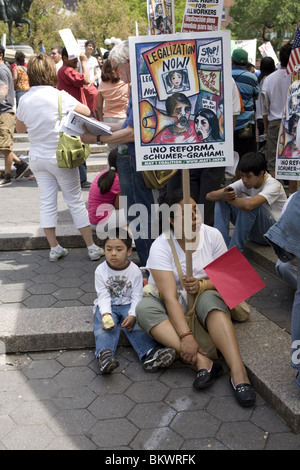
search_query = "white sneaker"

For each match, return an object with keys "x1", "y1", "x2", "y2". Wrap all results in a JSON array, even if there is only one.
[
  {"x1": 88, "y1": 246, "x2": 104, "y2": 261},
  {"x1": 49, "y1": 247, "x2": 68, "y2": 262}
]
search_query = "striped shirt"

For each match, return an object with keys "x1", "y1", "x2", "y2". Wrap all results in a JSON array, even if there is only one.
[{"x1": 232, "y1": 66, "x2": 259, "y2": 130}]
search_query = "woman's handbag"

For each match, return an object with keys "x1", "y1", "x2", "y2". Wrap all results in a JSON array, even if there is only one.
[
  {"x1": 141, "y1": 169, "x2": 177, "y2": 190},
  {"x1": 56, "y1": 92, "x2": 91, "y2": 169}
]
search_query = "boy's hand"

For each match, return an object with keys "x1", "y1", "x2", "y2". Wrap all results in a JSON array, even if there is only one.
[
  {"x1": 121, "y1": 315, "x2": 136, "y2": 331},
  {"x1": 222, "y1": 186, "x2": 236, "y2": 201},
  {"x1": 102, "y1": 313, "x2": 115, "y2": 330}
]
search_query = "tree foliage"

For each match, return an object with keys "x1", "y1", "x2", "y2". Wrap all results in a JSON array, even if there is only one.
[
  {"x1": 228, "y1": 0, "x2": 300, "y2": 52},
  {"x1": 0, "y1": 0, "x2": 187, "y2": 54}
]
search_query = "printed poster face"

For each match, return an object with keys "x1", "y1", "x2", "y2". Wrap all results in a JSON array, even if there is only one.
[
  {"x1": 129, "y1": 31, "x2": 233, "y2": 171},
  {"x1": 147, "y1": 0, "x2": 175, "y2": 35},
  {"x1": 276, "y1": 80, "x2": 300, "y2": 181}
]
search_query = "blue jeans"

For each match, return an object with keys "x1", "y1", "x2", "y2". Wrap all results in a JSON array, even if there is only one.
[
  {"x1": 116, "y1": 154, "x2": 155, "y2": 266},
  {"x1": 275, "y1": 259, "x2": 297, "y2": 290},
  {"x1": 94, "y1": 304, "x2": 157, "y2": 361},
  {"x1": 79, "y1": 162, "x2": 87, "y2": 185},
  {"x1": 214, "y1": 200, "x2": 275, "y2": 252},
  {"x1": 291, "y1": 258, "x2": 300, "y2": 387}
]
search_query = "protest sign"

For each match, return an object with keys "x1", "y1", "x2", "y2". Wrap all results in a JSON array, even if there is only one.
[
  {"x1": 147, "y1": 0, "x2": 175, "y2": 35},
  {"x1": 258, "y1": 41, "x2": 279, "y2": 65},
  {"x1": 204, "y1": 246, "x2": 266, "y2": 309},
  {"x1": 276, "y1": 80, "x2": 300, "y2": 180},
  {"x1": 59, "y1": 29, "x2": 81, "y2": 59},
  {"x1": 129, "y1": 31, "x2": 233, "y2": 172},
  {"x1": 181, "y1": 0, "x2": 224, "y2": 33},
  {"x1": 231, "y1": 39, "x2": 257, "y2": 66}
]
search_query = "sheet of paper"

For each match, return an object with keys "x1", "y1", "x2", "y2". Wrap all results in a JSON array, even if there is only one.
[
  {"x1": 59, "y1": 112, "x2": 112, "y2": 137},
  {"x1": 204, "y1": 246, "x2": 266, "y2": 309},
  {"x1": 59, "y1": 28, "x2": 81, "y2": 59}
]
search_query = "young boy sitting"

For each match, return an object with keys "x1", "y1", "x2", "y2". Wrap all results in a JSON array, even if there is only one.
[
  {"x1": 93, "y1": 227, "x2": 176, "y2": 374},
  {"x1": 206, "y1": 152, "x2": 287, "y2": 252}
]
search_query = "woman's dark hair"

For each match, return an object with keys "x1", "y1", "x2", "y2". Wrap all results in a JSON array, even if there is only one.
[
  {"x1": 237, "y1": 152, "x2": 267, "y2": 176},
  {"x1": 103, "y1": 227, "x2": 132, "y2": 250},
  {"x1": 288, "y1": 113, "x2": 299, "y2": 134},
  {"x1": 15, "y1": 51, "x2": 25, "y2": 66},
  {"x1": 97, "y1": 148, "x2": 118, "y2": 194},
  {"x1": 101, "y1": 59, "x2": 120, "y2": 83},
  {"x1": 194, "y1": 108, "x2": 221, "y2": 140},
  {"x1": 258, "y1": 57, "x2": 275, "y2": 83}
]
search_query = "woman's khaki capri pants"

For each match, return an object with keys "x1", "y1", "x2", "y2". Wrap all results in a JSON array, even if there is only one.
[{"x1": 136, "y1": 290, "x2": 230, "y2": 334}]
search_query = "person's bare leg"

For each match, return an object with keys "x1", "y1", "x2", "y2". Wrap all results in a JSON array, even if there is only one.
[
  {"x1": 206, "y1": 309, "x2": 249, "y2": 386},
  {"x1": 43, "y1": 227, "x2": 58, "y2": 248},
  {"x1": 79, "y1": 225, "x2": 94, "y2": 247},
  {"x1": 3, "y1": 149, "x2": 14, "y2": 175}
]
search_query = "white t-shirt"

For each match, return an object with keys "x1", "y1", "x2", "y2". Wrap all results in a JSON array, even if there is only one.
[
  {"x1": 231, "y1": 173, "x2": 287, "y2": 221},
  {"x1": 261, "y1": 68, "x2": 291, "y2": 121},
  {"x1": 146, "y1": 225, "x2": 227, "y2": 290},
  {"x1": 94, "y1": 260, "x2": 143, "y2": 317},
  {"x1": 78, "y1": 56, "x2": 98, "y2": 83},
  {"x1": 17, "y1": 86, "x2": 78, "y2": 159}
]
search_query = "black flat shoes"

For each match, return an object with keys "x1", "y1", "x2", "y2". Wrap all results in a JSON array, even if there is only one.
[
  {"x1": 193, "y1": 361, "x2": 223, "y2": 390},
  {"x1": 230, "y1": 377, "x2": 256, "y2": 406}
]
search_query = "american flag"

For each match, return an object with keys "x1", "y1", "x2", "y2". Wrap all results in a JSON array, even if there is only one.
[{"x1": 287, "y1": 27, "x2": 300, "y2": 75}]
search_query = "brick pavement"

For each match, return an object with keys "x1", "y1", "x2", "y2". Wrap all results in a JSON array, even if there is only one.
[{"x1": 0, "y1": 153, "x2": 299, "y2": 450}]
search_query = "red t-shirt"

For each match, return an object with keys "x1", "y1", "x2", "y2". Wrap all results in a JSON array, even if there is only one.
[{"x1": 57, "y1": 66, "x2": 87, "y2": 105}]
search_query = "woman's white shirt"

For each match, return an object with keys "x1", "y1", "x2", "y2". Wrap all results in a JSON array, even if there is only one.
[
  {"x1": 146, "y1": 224, "x2": 227, "y2": 290},
  {"x1": 16, "y1": 86, "x2": 78, "y2": 159}
]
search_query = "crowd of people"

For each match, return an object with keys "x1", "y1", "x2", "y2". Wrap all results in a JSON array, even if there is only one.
[{"x1": 0, "y1": 37, "x2": 299, "y2": 404}]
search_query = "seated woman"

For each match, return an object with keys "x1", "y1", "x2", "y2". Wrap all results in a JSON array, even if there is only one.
[{"x1": 136, "y1": 192, "x2": 256, "y2": 407}]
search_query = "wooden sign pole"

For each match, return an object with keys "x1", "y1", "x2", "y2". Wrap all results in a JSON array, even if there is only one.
[{"x1": 182, "y1": 169, "x2": 194, "y2": 311}]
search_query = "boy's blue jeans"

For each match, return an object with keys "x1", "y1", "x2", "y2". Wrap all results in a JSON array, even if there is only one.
[
  {"x1": 214, "y1": 200, "x2": 275, "y2": 252},
  {"x1": 94, "y1": 305, "x2": 157, "y2": 362}
]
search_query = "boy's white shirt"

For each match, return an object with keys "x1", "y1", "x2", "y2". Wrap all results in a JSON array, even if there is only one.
[
  {"x1": 94, "y1": 260, "x2": 143, "y2": 317},
  {"x1": 231, "y1": 173, "x2": 287, "y2": 221}
]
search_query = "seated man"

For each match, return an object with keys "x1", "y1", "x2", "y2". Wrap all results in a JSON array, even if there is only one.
[{"x1": 206, "y1": 152, "x2": 287, "y2": 252}]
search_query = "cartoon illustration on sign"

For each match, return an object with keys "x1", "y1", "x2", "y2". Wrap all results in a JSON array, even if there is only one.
[
  {"x1": 130, "y1": 31, "x2": 233, "y2": 170},
  {"x1": 276, "y1": 80, "x2": 300, "y2": 179}
]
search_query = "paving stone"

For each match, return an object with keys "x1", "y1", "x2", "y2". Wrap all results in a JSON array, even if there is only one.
[
  {"x1": 216, "y1": 421, "x2": 267, "y2": 450},
  {"x1": 170, "y1": 410, "x2": 220, "y2": 439},
  {"x1": 88, "y1": 418, "x2": 138, "y2": 448},
  {"x1": 88, "y1": 394, "x2": 135, "y2": 419}
]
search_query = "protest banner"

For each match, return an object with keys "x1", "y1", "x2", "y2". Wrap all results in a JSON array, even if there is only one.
[
  {"x1": 129, "y1": 31, "x2": 233, "y2": 172},
  {"x1": 181, "y1": 0, "x2": 224, "y2": 33},
  {"x1": 258, "y1": 41, "x2": 279, "y2": 65},
  {"x1": 276, "y1": 80, "x2": 300, "y2": 180},
  {"x1": 147, "y1": 0, "x2": 175, "y2": 35},
  {"x1": 231, "y1": 39, "x2": 257, "y2": 66}
]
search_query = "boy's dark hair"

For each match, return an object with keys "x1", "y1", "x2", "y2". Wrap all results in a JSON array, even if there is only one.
[
  {"x1": 103, "y1": 228, "x2": 132, "y2": 250},
  {"x1": 61, "y1": 47, "x2": 68, "y2": 59},
  {"x1": 237, "y1": 152, "x2": 267, "y2": 176},
  {"x1": 85, "y1": 39, "x2": 96, "y2": 49},
  {"x1": 0, "y1": 45, "x2": 5, "y2": 58},
  {"x1": 279, "y1": 43, "x2": 292, "y2": 68}
]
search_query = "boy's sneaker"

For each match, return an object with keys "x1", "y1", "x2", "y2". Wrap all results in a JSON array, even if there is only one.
[
  {"x1": 88, "y1": 246, "x2": 104, "y2": 261},
  {"x1": 49, "y1": 247, "x2": 68, "y2": 262},
  {"x1": 142, "y1": 347, "x2": 176, "y2": 372},
  {"x1": 98, "y1": 349, "x2": 119, "y2": 374},
  {"x1": 14, "y1": 161, "x2": 29, "y2": 180},
  {"x1": 0, "y1": 172, "x2": 12, "y2": 186}
]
